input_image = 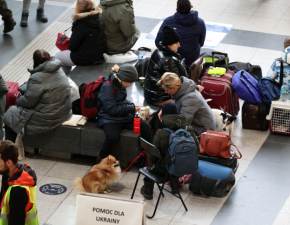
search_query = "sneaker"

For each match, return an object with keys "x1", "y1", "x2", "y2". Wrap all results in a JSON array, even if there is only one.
[{"x1": 140, "y1": 185, "x2": 153, "y2": 200}]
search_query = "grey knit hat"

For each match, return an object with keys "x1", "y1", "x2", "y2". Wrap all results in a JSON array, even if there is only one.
[{"x1": 117, "y1": 64, "x2": 138, "y2": 82}]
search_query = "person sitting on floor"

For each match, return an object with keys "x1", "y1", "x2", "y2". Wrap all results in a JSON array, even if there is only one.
[
  {"x1": 55, "y1": 0, "x2": 106, "y2": 74},
  {"x1": 155, "y1": 0, "x2": 206, "y2": 69},
  {"x1": 4, "y1": 49, "x2": 72, "y2": 142},
  {"x1": 158, "y1": 72, "x2": 215, "y2": 135},
  {"x1": 140, "y1": 102, "x2": 188, "y2": 200},
  {"x1": 100, "y1": 0, "x2": 139, "y2": 55},
  {"x1": 144, "y1": 26, "x2": 188, "y2": 106}
]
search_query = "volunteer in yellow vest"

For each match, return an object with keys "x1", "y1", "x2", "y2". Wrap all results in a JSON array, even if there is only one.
[{"x1": 0, "y1": 140, "x2": 39, "y2": 225}]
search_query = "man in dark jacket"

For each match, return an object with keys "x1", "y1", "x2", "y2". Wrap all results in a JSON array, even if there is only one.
[
  {"x1": 155, "y1": 0, "x2": 206, "y2": 68},
  {"x1": 144, "y1": 26, "x2": 188, "y2": 106},
  {"x1": 141, "y1": 103, "x2": 188, "y2": 200},
  {"x1": 0, "y1": 0, "x2": 16, "y2": 33},
  {"x1": 0, "y1": 140, "x2": 39, "y2": 225},
  {"x1": 100, "y1": 0, "x2": 139, "y2": 54}
]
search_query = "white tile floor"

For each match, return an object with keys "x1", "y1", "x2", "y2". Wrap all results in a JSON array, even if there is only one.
[{"x1": 5, "y1": 0, "x2": 290, "y2": 224}]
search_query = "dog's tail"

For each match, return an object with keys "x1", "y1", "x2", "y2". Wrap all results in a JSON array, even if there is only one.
[{"x1": 74, "y1": 177, "x2": 86, "y2": 192}]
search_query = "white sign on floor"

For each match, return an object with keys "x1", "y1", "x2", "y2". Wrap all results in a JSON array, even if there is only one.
[{"x1": 75, "y1": 193, "x2": 144, "y2": 225}]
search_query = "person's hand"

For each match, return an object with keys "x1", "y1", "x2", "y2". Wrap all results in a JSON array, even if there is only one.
[
  {"x1": 197, "y1": 85, "x2": 204, "y2": 92},
  {"x1": 135, "y1": 106, "x2": 141, "y2": 112},
  {"x1": 111, "y1": 64, "x2": 120, "y2": 73}
]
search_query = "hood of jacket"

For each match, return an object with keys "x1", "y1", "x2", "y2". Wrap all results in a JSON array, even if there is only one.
[
  {"x1": 29, "y1": 59, "x2": 61, "y2": 74},
  {"x1": 8, "y1": 163, "x2": 37, "y2": 187},
  {"x1": 162, "y1": 114, "x2": 187, "y2": 130},
  {"x1": 73, "y1": 13, "x2": 101, "y2": 28},
  {"x1": 158, "y1": 44, "x2": 182, "y2": 60},
  {"x1": 173, "y1": 10, "x2": 198, "y2": 26},
  {"x1": 173, "y1": 76, "x2": 196, "y2": 100},
  {"x1": 100, "y1": 0, "x2": 132, "y2": 7}
]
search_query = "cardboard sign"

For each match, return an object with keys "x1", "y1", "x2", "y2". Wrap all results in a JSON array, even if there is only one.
[{"x1": 75, "y1": 193, "x2": 144, "y2": 225}]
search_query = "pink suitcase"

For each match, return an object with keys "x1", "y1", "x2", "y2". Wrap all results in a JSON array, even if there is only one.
[
  {"x1": 200, "y1": 70, "x2": 239, "y2": 116},
  {"x1": 5, "y1": 81, "x2": 20, "y2": 110}
]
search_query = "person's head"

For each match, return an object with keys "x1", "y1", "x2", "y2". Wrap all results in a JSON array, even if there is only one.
[
  {"x1": 75, "y1": 0, "x2": 96, "y2": 13},
  {"x1": 158, "y1": 72, "x2": 181, "y2": 96},
  {"x1": 115, "y1": 64, "x2": 138, "y2": 88},
  {"x1": 161, "y1": 26, "x2": 181, "y2": 53},
  {"x1": 177, "y1": 0, "x2": 192, "y2": 14},
  {"x1": 0, "y1": 140, "x2": 18, "y2": 174},
  {"x1": 158, "y1": 102, "x2": 178, "y2": 121},
  {"x1": 284, "y1": 38, "x2": 290, "y2": 49},
  {"x1": 33, "y1": 49, "x2": 51, "y2": 68}
]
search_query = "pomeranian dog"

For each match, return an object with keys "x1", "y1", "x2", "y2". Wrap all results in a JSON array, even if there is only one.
[
  {"x1": 212, "y1": 108, "x2": 236, "y2": 136},
  {"x1": 74, "y1": 155, "x2": 121, "y2": 193}
]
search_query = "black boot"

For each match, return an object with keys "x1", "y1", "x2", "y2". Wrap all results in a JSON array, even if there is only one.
[
  {"x1": 3, "y1": 18, "x2": 16, "y2": 33},
  {"x1": 140, "y1": 178, "x2": 154, "y2": 200},
  {"x1": 20, "y1": 12, "x2": 29, "y2": 27},
  {"x1": 36, "y1": 8, "x2": 48, "y2": 23}
]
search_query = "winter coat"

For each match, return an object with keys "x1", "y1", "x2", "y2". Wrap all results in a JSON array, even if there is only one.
[
  {"x1": 144, "y1": 45, "x2": 188, "y2": 106},
  {"x1": 155, "y1": 11, "x2": 206, "y2": 68},
  {"x1": 172, "y1": 76, "x2": 215, "y2": 135},
  {"x1": 69, "y1": 12, "x2": 106, "y2": 65},
  {"x1": 4, "y1": 60, "x2": 72, "y2": 135},
  {"x1": 100, "y1": 0, "x2": 139, "y2": 54},
  {"x1": 97, "y1": 75, "x2": 135, "y2": 126}
]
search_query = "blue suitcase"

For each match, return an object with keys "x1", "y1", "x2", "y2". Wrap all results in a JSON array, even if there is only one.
[{"x1": 189, "y1": 160, "x2": 235, "y2": 197}]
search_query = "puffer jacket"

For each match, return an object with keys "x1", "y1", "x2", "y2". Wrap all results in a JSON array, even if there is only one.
[
  {"x1": 97, "y1": 75, "x2": 135, "y2": 126},
  {"x1": 4, "y1": 60, "x2": 72, "y2": 135},
  {"x1": 155, "y1": 10, "x2": 206, "y2": 68},
  {"x1": 100, "y1": 0, "x2": 139, "y2": 54},
  {"x1": 173, "y1": 76, "x2": 215, "y2": 135},
  {"x1": 144, "y1": 45, "x2": 188, "y2": 106},
  {"x1": 69, "y1": 11, "x2": 106, "y2": 65}
]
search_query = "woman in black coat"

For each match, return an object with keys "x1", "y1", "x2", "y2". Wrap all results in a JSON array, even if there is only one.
[
  {"x1": 144, "y1": 26, "x2": 188, "y2": 106},
  {"x1": 97, "y1": 64, "x2": 139, "y2": 159},
  {"x1": 55, "y1": 0, "x2": 106, "y2": 74}
]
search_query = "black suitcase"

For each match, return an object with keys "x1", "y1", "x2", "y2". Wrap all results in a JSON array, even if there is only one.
[
  {"x1": 198, "y1": 154, "x2": 238, "y2": 173},
  {"x1": 242, "y1": 102, "x2": 270, "y2": 131}
]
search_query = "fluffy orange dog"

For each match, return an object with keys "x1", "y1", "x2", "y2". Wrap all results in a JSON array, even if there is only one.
[{"x1": 74, "y1": 155, "x2": 121, "y2": 193}]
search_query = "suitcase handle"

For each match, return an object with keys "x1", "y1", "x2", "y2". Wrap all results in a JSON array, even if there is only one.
[{"x1": 212, "y1": 51, "x2": 229, "y2": 69}]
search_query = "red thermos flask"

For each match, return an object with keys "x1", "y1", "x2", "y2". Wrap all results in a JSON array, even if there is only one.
[{"x1": 133, "y1": 114, "x2": 141, "y2": 135}]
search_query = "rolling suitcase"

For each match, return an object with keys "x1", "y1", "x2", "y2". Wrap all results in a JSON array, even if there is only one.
[
  {"x1": 5, "y1": 81, "x2": 20, "y2": 110},
  {"x1": 242, "y1": 102, "x2": 270, "y2": 131},
  {"x1": 201, "y1": 69, "x2": 239, "y2": 115},
  {"x1": 189, "y1": 160, "x2": 235, "y2": 197}
]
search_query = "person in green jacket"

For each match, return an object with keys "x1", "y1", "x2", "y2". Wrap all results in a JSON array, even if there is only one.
[{"x1": 100, "y1": 0, "x2": 139, "y2": 54}]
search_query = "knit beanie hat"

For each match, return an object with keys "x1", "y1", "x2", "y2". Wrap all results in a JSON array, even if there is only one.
[
  {"x1": 161, "y1": 102, "x2": 178, "y2": 115},
  {"x1": 117, "y1": 64, "x2": 138, "y2": 82},
  {"x1": 161, "y1": 26, "x2": 180, "y2": 46}
]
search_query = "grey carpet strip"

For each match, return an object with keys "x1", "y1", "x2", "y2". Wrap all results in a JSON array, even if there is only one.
[{"x1": 211, "y1": 134, "x2": 290, "y2": 225}]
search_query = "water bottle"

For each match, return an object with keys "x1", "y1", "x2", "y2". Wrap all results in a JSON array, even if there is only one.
[
  {"x1": 133, "y1": 113, "x2": 141, "y2": 135},
  {"x1": 280, "y1": 83, "x2": 288, "y2": 101}
]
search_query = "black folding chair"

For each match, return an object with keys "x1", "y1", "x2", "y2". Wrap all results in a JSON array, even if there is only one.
[{"x1": 130, "y1": 138, "x2": 188, "y2": 219}]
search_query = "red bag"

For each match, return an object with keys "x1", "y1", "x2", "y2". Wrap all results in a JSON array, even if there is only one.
[
  {"x1": 199, "y1": 131, "x2": 242, "y2": 159},
  {"x1": 5, "y1": 81, "x2": 20, "y2": 110},
  {"x1": 79, "y1": 76, "x2": 106, "y2": 119},
  {"x1": 55, "y1": 32, "x2": 70, "y2": 51}
]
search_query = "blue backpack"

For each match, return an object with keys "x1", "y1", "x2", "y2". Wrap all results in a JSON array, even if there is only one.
[
  {"x1": 164, "y1": 128, "x2": 198, "y2": 177},
  {"x1": 232, "y1": 70, "x2": 262, "y2": 104}
]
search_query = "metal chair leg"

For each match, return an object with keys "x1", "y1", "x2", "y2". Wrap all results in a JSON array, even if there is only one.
[
  {"x1": 176, "y1": 191, "x2": 188, "y2": 211},
  {"x1": 131, "y1": 171, "x2": 141, "y2": 199},
  {"x1": 156, "y1": 183, "x2": 165, "y2": 198},
  {"x1": 146, "y1": 183, "x2": 165, "y2": 219}
]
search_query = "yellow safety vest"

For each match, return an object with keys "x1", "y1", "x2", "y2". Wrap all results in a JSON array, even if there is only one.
[{"x1": 0, "y1": 185, "x2": 39, "y2": 225}]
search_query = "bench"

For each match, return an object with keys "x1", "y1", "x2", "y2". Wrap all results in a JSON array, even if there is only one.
[{"x1": 23, "y1": 62, "x2": 145, "y2": 167}]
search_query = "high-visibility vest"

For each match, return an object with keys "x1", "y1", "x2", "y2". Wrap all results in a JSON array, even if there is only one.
[{"x1": 0, "y1": 185, "x2": 39, "y2": 225}]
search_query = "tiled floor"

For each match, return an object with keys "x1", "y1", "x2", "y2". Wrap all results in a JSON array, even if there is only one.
[{"x1": 1, "y1": 0, "x2": 290, "y2": 225}]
